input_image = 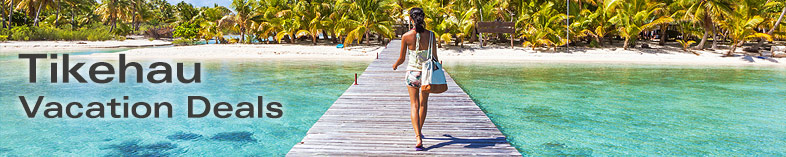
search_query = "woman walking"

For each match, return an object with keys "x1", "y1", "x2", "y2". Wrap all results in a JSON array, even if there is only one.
[{"x1": 392, "y1": 7, "x2": 438, "y2": 151}]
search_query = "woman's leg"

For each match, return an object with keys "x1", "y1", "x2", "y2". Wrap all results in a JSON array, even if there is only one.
[
  {"x1": 407, "y1": 86, "x2": 423, "y2": 147},
  {"x1": 418, "y1": 91, "x2": 429, "y2": 132}
]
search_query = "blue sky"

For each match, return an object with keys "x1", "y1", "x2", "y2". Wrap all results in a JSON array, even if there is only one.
[{"x1": 165, "y1": 0, "x2": 231, "y2": 8}]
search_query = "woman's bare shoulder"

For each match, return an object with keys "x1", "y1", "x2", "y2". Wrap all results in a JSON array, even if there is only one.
[{"x1": 402, "y1": 30, "x2": 417, "y2": 39}]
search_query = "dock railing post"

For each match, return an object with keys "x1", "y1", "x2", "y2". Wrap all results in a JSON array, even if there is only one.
[{"x1": 354, "y1": 73, "x2": 358, "y2": 85}]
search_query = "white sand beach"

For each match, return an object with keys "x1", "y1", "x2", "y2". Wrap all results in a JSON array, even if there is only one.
[
  {"x1": 0, "y1": 37, "x2": 172, "y2": 52},
  {"x1": 439, "y1": 43, "x2": 786, "y2": 67},
  {"x1": 3, "y1": 39, "x2": 783, "y2": 66},
  {"x1": 75, "y1": 44, "x2": 384, "y2": 61}
]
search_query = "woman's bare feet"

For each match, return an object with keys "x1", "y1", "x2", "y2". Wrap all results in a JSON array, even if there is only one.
[{"x1": 415, "y1": 135, "x2": 424, "y2": 151}]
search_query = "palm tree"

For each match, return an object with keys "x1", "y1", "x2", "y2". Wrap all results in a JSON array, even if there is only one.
[
  {"x1": 609, "y1": 0, "x2": 674, "y2": 49},
  {"x1": 752, "y1": 0, "x2": 786, "y2": 50},
  {"x1": 2, "y1": 0, "x2": 15, "y2": 29},
  {"x1": 95, "y1": 0, "x2": 131, "y2": 32},
  {"x1": 196, "y1": 5, "x2": 231, "y2": 44},
  {"x1": 291, "y1": 0, "x2": 331, "y2": 45},
  {"x1": 16, "y1": 0, "x2": 56, "y2": 26},
  {"x1": 340, "y1": 0, "x2": 395, "y2": 46},
  {"x1": 719, "y1": 0, "x2": 772, "y2": 56},
  {"x1": 519, "y1": 1, "x2": 566, "y2": 51},
  {"x1": 273, "y1": 7, "x2": 301, "y2": 44},
  {"x1": 416, "y1": 0, "x2": 452, "y2": 46},
  {"x1": 446, "y1": 7, "x2": 477, "y2": 47},
  {"x1": 683, "y1": 0, "x2": 732, "y2": 50},
  {"x1": 571, "y1": 0, "x2": 616, "y2": 47},
  {"x1": 251, "y1": 0, "x2": 288, "y2": 44},
  {"x1": 220, "y1": 0, "x2": 261, "y2": 43}
]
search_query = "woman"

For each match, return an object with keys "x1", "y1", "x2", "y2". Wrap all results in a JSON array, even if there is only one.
[{"x1": 392, "y1": 7, "x2": 437, "y2": 151}]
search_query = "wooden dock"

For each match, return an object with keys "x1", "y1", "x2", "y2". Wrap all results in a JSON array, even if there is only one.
[{"x1": 287, "y1": 40, "x2": 521, "y2": 156}]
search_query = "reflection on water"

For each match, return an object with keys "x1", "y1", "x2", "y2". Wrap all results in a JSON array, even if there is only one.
[
  {"x1": 444, "y1": 62, "x2": 786, "y2": 156},
  {"x1": 0, "y1": 54, "x2": 369, "y2": 156}
]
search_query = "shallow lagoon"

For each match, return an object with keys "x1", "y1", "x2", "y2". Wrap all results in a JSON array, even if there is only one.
[
  {"x1": 0, "y1": 51, "x2": 368, "y2": 156},
  {"x1": 444, "y1": 62, "x2": 786, "y2": 156}
]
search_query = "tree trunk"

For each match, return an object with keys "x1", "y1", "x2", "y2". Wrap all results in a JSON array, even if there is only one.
[
  {"x1": 312, "y1": 34, "x2": 317, "y2": 45},
  {"x1": 365, "y1": 30, "x2": 370, "y2": 46},
  {"x1": 693, "y1": 14, "x2": 712, "y2": 50},
  {"x1": 7, "y1": 0, "x2": 12, "y2": 30},
  {"x1": 623, "y1": 38, "x2": 630, "y2": 50},
  {"x1": 727, "y1": 41, "x2": 740, "y2": 56},
  {"x1": 240, "y1": 30, "x2": 244, "y2": 43},
  {"x1": 711, "y1": 25, "x2": 718, "y2": 50},
  {"x1": 330, "y1": 32, "x2": 337, "y2": 44},
  {"x1": 132, "y1": 5, "x2": 138, "y2": 32},
  {"x1": 33, "y1": 2, "x2": 43, "y2": 26},
  {"x1": 694, "y1": 31, "x2": 708, "y2": 50},
  {"x1": 596, "y1": 36, "x2": 603, "y2": 47},
  {"x1": 754, "y1": 6, "x2": 786, "y2": 50},
  {"x1": 71, "y1": 8, "x2": 76, "y2": 30},
  {"x1": 289, "y1": 34, "x2": 295, "y2": 44},
  {"x1": 470, "y1": 28, "x2": 477, "y2": 43},
  {"x1": 377, "y1": 33, "x2": 382, "y2": 45},
  {"x1": 322, "y1": 31, "x2": 329, "y2": 42},
  {"x1": 659, "y1": 24, "x2": 667, "y2": 46},
  {"x1": 110, "y1": 18, "x2": 117, "y2": 32},
  {"x1": 54, "y1": 2, "x2": 60, "y2": 27}
]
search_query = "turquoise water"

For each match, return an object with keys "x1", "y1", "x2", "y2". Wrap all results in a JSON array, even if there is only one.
[
  {"x1": 0, "y1": 49, "x2": 129, "y2": 61},
  {"x1": 0, "y1": 52, "x2": 368, "y2": 156},
  {"x1": 444, "y1": 62, "x2": 786, "y2": 156}
]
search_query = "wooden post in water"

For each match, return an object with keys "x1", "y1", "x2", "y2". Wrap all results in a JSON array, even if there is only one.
[{"x1": 354, "y1": 73, "x2": 358, "y2": 85}]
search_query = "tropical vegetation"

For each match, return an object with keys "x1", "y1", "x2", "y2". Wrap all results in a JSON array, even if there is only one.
[{"x1": 1, "y1": 0, "x2": 785, "y2": 56}]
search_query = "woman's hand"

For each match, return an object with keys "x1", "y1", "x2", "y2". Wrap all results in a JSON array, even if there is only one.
[{"x1": 392, "y1": 64, "x2": 398, "y2": 70}]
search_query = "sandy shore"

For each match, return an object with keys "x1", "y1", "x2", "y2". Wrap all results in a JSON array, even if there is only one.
[
  {"x1": 0, "y1": 38, "x2": 172, "y2": 52},
  {"x1": 439, "y1": 43, "x2": 786, "y2": 67},
  {"x1": 76, "y1": 44, "x2": 383, "y2": 61},
  {"x1": 5, "y1": 39, "x2": 785, "y2": 66}
]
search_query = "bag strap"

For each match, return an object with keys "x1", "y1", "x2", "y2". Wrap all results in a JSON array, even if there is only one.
[
  {"x1": 415, "y1": 33, "x2": 420, "y2": 51},
  {"x1": 427, "y1": 31, "x2": 434, "y2": 60}
]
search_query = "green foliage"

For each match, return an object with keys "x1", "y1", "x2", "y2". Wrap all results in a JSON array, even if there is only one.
[
  {"x1": 0, "y1": 35, "x2": 8, "y2": 42},
  {"x1": 115, "y1": 36, "x2": 127, "y2": 41},
  {"x1": 2, "y1": 0, "x2": 784, "y2": 51},
  {"x1": 172, "y1": 38, "x2": 198, "y2": 45},
  {"x1": 173, "y1": 22, "x2": 201, "y2": 40},
  {"x1": 7, "y1": 25, "x2": 113, "y2": 41},
  {"x1": 676, "y1": 39, "x2": 696, "y2": 51},
  {"x1": 113, "y1": 23, "x2": 134, "y2": 36},
  {"x1": 10, "y1": 26, "x2": 33, "y2": 41}
]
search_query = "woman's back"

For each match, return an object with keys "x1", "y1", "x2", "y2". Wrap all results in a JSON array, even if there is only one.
[{"x1": 403, "y1": 30, "x2": 433, "y2": 71}]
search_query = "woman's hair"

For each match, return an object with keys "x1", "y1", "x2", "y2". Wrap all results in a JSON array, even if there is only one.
[{"x1": 409, "y1": 8, "x2": 426, "y2": 33}]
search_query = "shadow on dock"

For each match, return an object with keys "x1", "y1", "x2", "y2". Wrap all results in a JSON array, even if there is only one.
[{"x1": 424, "y1": 134, "x2": 508, "y2": 150}]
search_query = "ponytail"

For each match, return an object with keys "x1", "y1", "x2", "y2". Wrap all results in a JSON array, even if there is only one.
[{"x1": 409, "y1": 8, "x2": 426, "y2": 33}]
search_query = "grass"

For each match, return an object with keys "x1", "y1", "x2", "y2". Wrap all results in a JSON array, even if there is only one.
[
  {"x1": 171, "y1": 39, "x2": 198, "y2": 46},
  {"x1": 2, "y1": 25, "x2": 115, "y2": 41}
]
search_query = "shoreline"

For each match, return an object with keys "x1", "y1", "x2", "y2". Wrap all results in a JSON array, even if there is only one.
[
  {"x1": 3, "y1": 40, "x2": 784, "y2": 67},
  {"x1": 439, "y1": 45, "x2": 786, "y2": 67},
  {"x1": 73, "y1": 44, "x2": 382, "y2": 61},
  {"x1": 0, "y1": 38, "x2": 172, "y2": 52}
]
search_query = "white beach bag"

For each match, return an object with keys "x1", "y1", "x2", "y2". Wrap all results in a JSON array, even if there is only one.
[{"x1": 421, "y1": 31, "x2": 447, "y2": 93}]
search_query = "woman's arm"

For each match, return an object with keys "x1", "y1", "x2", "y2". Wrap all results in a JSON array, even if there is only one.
[{"x1": 393, "y1": 35, "x2": 407, "y2": 70}]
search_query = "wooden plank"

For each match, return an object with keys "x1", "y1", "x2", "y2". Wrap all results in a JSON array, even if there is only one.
[
  {"x1": 287, "y1": 40, "x2": 521, "y2": 156},
  {"x1": 476, "y1": 22, "x2": 515, "y2": 33}
]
